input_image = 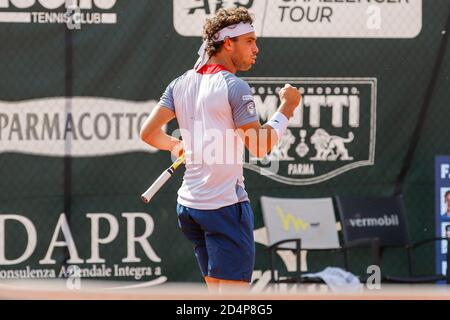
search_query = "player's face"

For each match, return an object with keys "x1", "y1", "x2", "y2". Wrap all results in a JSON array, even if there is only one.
[
  {"x1": 446, "y1": 194, "x2": 450, "y2": 209},
  {"x1": 231, "y1": 32, "x2": 259, "y2": 71}
]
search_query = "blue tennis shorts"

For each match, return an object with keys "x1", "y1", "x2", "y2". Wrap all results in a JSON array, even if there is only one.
[{"x1": 176, "y1": 201, "x2": 255, "y2": 282}]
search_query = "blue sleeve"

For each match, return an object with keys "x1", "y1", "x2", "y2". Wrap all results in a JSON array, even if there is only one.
[
  {"x1": 159, "y1": 79, "x2": 176, "y2": 112},
  {"x1": 224, "y1": 73, "x2": 259, "y2": 128}
]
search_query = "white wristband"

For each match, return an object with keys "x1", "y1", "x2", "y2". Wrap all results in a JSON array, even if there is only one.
[{"x1": 266, "y1": 112, "x2": 289, "y2": 141}]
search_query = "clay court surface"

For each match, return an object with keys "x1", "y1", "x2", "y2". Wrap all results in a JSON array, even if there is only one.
[{"x1": 0, "y1": 280, "x2": 449, "y2": 300}]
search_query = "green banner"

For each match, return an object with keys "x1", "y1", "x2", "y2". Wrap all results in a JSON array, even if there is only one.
[{"x1": 0, "y1": 0, "x2": 449, "y2": 286}]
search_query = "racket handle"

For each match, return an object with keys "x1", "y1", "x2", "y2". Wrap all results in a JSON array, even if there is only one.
[
  {"x1": 141, "y1": 154, "x2": 185, "y2": 204},
  {"x1": 141, "y1": 171, "x2": 171, "y2": 203}
]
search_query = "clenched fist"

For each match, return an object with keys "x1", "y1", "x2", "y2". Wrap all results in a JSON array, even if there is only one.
[{"x1": 278, "y1": 84, "x2": 301, "y2": 119}]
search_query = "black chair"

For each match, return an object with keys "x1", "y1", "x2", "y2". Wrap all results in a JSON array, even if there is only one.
[
  {"x1": 261, "y1": 196, "x2": 380, "y2": 284},
  {"x1": 336, "y1": 194, "x2": 450, "y2": 284},
  {"x1": 266, "y1": 237, "x2": 381, "y2": 285}
]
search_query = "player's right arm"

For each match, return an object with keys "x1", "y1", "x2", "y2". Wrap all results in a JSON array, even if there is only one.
[
  {"x1": 236, "y1": 84, "x2": 301, "y2": 158},
  {"x1": 139, "y1": 105, "x2": 183, "y2": 157},
  {"x1": 140, "y1": 78, "x2": 184, "y2": 158}
]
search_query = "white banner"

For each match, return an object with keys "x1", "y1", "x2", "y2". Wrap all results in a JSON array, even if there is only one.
[
  {"x1": 0, "y1": 0, "x2": 117, "y2": 26},
  {"x1": 0, "y1": 97, "x2": 159, "y2": 157},
  {"x1": 174, "y1": 0, "x2": 422, "y2": 38}
]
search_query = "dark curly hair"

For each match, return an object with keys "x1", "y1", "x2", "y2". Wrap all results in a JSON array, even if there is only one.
[{"x1": 202, "y1": 7, "x2": 254, "y2": 57}]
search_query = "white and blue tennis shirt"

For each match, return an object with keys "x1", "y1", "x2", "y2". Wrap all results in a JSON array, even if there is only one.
[{"x1": 159, "y1": 64, "x2": 259, "y2": 210}]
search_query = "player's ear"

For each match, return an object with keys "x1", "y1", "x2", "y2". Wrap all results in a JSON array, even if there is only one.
[{"x1": 222, "y1": 37, "x2": 234, "y2": 52}]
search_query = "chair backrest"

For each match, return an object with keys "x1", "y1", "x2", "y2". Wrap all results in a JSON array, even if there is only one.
[
  {"x1": 260, "y1": 196, "x2": 340, "y2": 250},
  {"x1": 335, "y1": 195, "x2": 410, "y2": 247}
]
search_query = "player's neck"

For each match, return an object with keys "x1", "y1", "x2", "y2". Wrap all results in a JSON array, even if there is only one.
[{"x1": 208, "y1": 55, "x2": 237, "y2": 74}]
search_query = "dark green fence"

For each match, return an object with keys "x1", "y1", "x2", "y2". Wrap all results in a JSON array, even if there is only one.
[{"x1": 0, "y1": 0, "x2": 449, "y2": 284}]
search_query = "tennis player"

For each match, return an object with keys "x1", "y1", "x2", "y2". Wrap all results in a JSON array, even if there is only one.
[{"x1": 140, "y1": 7, "x2": 301, "y2": 291}]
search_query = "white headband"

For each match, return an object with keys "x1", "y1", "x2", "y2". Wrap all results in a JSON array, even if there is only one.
[{"x1": 194, "y1": 22, "x2": 255, "y2": 71}]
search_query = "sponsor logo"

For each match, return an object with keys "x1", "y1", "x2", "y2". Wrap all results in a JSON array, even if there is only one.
[
  {"x1": 243, "y1": 77, "x2": 377, "y2": 185},
  {"x1": 0, "y1": 212, "x2": 166, "y2": 286},
  {"x1": 441, "y1": 163, "x2": 450, "y2": 179},
  {"x1": 348, "y1": 214, "x2": 400, "y2": 227},
  {"x1": 246, "y1": 101, "x2": 256, "y2": 115},
  {"x1": 174, "y1": 0, "x2": 422, "y2": 38},
  {"x1": 0, "y1": 97, "x2": 159, "y2": 157},
  {"x1": 435, "y1": 156, "x2": 450, "y2": 277},
  {"x1": 276, "y1": 206, "x2": 319, "y2": 232},
  {"x1": 0, "y1": 0, "x2": 117, "y2": 26}
]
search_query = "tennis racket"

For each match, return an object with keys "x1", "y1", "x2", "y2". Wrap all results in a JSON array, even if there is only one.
[{"x1": 141, "y1": 154, "x2": 185, "y2": 204}]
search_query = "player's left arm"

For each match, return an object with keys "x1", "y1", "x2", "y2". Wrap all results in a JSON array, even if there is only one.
[
  {"x1": 236, "y1": 120, "x2": 279, "y2": 158},
  {"x1": 233, "y1": 83, "x2": 301, "y2": 158},
  {"x1": 228, "y1": 78, "x2": 278, "y2": 158}
]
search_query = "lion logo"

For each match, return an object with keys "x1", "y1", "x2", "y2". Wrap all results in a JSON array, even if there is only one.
[
  {"x1": 268, "y1": 129, "x2": 296, "y2": 161},
  {"x1": 310, "y1": 129, "x2": 354, "y2": 161}
]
